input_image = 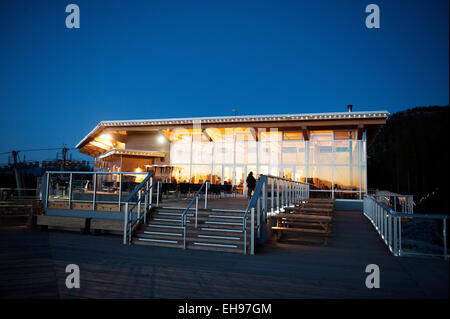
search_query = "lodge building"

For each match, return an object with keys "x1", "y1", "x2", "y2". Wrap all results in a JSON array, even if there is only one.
[{"x1": 76, "y1": 109, "x2": 388, "y2": 201}]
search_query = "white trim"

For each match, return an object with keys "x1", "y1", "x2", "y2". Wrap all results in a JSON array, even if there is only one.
[{"x1": 76, "y1": 111, "x2": 389, "y2": 148}]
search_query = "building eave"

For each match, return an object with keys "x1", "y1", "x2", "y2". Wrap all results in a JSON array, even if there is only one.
[{"x1": 76, "y1": 111, "x2": 389, "y2": 149}]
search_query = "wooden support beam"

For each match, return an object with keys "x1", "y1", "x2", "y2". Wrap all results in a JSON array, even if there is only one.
[
  {"x1": 202, "y1": 128, "x2": 213, "y2": 142},
  {"x1": 302, "y1": 126, "x2": 309, "y2": 141},
  {"x1": 357, "y1": 125, "x2": 364, "y2": 140},
  {"x1": 250, "y1": 127, "x2": 258, "y2": 141}
]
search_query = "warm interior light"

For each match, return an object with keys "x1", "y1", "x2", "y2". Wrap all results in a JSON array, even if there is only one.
[
  {"x1": 99, "y1": 134, "x2": 113, "y2": 141},
  {"x1": 134, "y1": 167, "x2": 145, "y2": 182},
  {"x1": 157, "y1": 135, "x2": 166, "y2": 144}
]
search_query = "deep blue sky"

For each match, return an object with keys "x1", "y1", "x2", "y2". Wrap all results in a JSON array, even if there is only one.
[{"x1": 0, "y1": 0, "x2": 448, "y2": 163}]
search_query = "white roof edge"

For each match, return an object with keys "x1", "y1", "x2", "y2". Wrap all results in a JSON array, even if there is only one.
[
  {"x1": 100, "y1": 110, "x2": 389, "y2": 125},
  {"x1": 76, "y1": 110, "x2": 389, "y2": 148}
]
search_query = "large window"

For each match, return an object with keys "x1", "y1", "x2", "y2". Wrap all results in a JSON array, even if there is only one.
[{"x1": 168, "y1": 126, "x2": 367, "y2": 199}]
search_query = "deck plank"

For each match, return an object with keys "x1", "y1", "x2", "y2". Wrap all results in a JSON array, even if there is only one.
[{"x1": 0, "y1": 210, "x2": 448, "y2": 299}]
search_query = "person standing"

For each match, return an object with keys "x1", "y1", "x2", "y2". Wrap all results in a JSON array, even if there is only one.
[{"x1": 246, "y1": 171, "x2": 256, "y2": 200}]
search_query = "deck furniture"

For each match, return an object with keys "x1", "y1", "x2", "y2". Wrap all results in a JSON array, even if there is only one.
[
  {"x1": 37, "y1": 215, "x2": 87, "y2": 233},
  {"x1": 272, "y1": 213, "x2": 332, "y2": 244},
  {"x1": 91, "y1": 219, "x2": 124, "y2": 234}
]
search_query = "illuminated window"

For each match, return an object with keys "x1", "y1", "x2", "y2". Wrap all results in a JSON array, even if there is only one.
[
  {"x1": 283, "y1": 131, "x2": 303, "y2": 140},
  {"x1": 310, "y1": 130, "x2": 333, "y2": 141},
  {"x1": 334, "y1": 130, "x2": 355, "y2": 140}
]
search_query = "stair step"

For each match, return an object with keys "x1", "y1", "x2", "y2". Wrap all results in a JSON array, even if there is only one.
[
  {"x1": 142, "y1": 231, "x2": 182, "y2": 237},
  {"x1": 200, "y1": 227, "x2": 243, "y2": 233},
  {"x1": 158, "y1": 208, "x2": 246, "y2": 217},
  {"x1": 146, "y1": 224, "x2": 184, "y2": 229},
  {"x1": 152, "y1": 217, "x2": 185, "y2": 222},
  {"x1": 136, "y1": 232, "x2": 184, "y2": 241},
  {"x1": 205, "y1": 221, "x2": 243, "y2": 226},
  {"x1": 197, "y1": 234, "x2": 241, "y2": 240},
  {"x1": 133, "y1": 239, "x2": 183, "y2": 249},
  {"x1": 193, "y1": 242, "x2": 239, "y2": 248},
  {"x1": 155, "y1": 211, "x2": 191, "y2": 216},
  {"x1": 152, "y1": 213, "x2": 246, "y2": 223},
  {"x1": 135, "y1": 237, "x2": 179, "y2": 244},
  {"x1": 187, "y1": 243, "x2": 245, "y2": 253},
  {"x1": 208, "y1": 214, "x2": 244, "y2": 219}
]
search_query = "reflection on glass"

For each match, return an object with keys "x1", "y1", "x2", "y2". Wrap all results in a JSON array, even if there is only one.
[
  {"x1": 212, "y1": 165, "x2": 222, "y2": 184},
  {"x1": 295, "y1": 166, "x2": 306, "y2": 182},
  {"x1": 334, "y1": 130, "x2": 355, "y2": 140},
  {"x1": 192, "y1": 142, "x2": 213, "y2": 164},
  {"x1": 190, "y1": 165, "x2": 211, "y2": 184},
  {"x1": 281, "y1": 141, "x2": 305, "y2": 164},
  {"x1": 309, "y1": 141, "x2": 333, "y2": 165},
  {"x1": 172, "y1": 165, "x2": 190, "y2": 183},
  {"x1": 309, "y1": 130, "x2": 333, "y2": 141},
  {"x1": 223, "y1": 166, "x2": 233, "y2": 185},
  {"x1": 235, "y1": 166, "x2": 245, "y2": 195},
  {"x1": 259, "y1": 165, "x2": 269, "y2": 176},
  {"x1": 168, "y1": 126, "x2": 367, "y2": 197},
  {"x1": 333, "y1": 166, "x2": 359, "y2": 191},
  {"x1": 282, "y1": 167, "x2": 293, "y2": 179},
  {"x1": 309, "y1": 166, "x2": 332, "y2": 190}
]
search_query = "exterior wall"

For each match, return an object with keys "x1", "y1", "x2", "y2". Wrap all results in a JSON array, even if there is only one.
[
  {"x1": 90, "y1": 125, "x2": 369, "y2": 199},
  {"x1": 169, "y1": 127, "x2": 367, "y2": 199},
  {"x1": 126, "y1": 131, "x2": 170, "y2": 162}
]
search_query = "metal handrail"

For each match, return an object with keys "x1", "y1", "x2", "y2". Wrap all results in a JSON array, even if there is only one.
[
  {"x1": 124, "y1": 173, "x2": 153, "y2": 202},
  {"x1": 181, "y1": 180, "x2": 209, "y2": 249},
  {"x1": 123, "y1": 176, "x2": 161, "y2": 245},
  {"x1": 44, "y1": 170, "x2": 152, "y2": 210},
  {"x1": 242, "y1": 175, "x2": 310, "y2": 255},
  {"x1": 370, "y1": 193, "x2": 415, "y2": 214},
  {"x1": 364, "y1": 195, "x2": 448, "y2": 259}
]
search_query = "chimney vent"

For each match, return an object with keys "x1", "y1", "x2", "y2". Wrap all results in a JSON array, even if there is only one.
[{"x1": 347, "y1": 104, "x2": 353, "y2": 112}]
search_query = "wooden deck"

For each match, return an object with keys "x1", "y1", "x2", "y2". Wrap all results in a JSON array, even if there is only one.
[{"x1": 0, "y1": 210, "x2": 448, "y2": 299}]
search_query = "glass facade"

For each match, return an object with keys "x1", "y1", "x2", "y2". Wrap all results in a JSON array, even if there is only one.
[{"x1": 169, "y1": 127, "x2": 367, "y2": 199}]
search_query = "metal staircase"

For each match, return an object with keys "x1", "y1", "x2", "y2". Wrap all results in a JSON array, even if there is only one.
[
  {"x1": 123, "y1": 175, "x2": 310, "y2": 254},
  {"x1": 133, "y1": 207, "x2": 251, "y2": 253}
]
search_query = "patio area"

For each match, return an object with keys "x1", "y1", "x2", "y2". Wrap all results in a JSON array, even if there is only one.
[{"x1": 0, "y1": 209, "x2": 448, "y2": 299}]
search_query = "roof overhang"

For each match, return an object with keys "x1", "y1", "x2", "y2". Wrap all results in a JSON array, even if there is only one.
[
  {"x1": 98, "y1": 149, "x2": 166, "y2": 159},
  {"x1": 76, "y1": 111, "x2": 389, "y2": 150}
]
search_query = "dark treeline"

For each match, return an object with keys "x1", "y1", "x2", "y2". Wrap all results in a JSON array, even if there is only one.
[{"x1": 368, "y1": 105, "x2": 449, "y2": 213}]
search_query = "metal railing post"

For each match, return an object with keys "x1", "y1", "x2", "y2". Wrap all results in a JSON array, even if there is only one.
[
  {"x1": 149, "y1": 177, "x2": 153, "y2": 206},
  {"x1": 137, "y1": 189, "x2": 142, "y2": 219},
  {"x1": 118, "y1": 173, "x2": 122, "y2": 211},
  {"x1": 195, "y1": 196, "x2": 199, "y2": 228},
  {"x1": 46, "y1": 172, "x2": 50, "y2": 209},
  {"x1": 271, "y1": 178, "x2": 274, "y2": 214},
  {"x1": 276, "y1": 180, "x2": 280, "y2": 213},
  {"x1": 257, "y1": 195, "x2": 261, "y2": 239},
  {"x1": 144, "y1": 180, "x2": 149, "y2": 224},
  {"x1": 183, "y1": 222, "x2": 187, "y2": 249},
  {"x1": 250, "y1": 207, "x2": 255, "y2": 255},
  {"x1": 93, "y1": 173, "x2": 97, "y2": 210},
  {"x1": 156, "y1": 180, "x2": 160, "y2": 206},
  {"x1": 388, "y1": 214, "x2": 392, "y2": 251},
  {"x1": 398, "y1": 216, "x2": 402, "y2": 256},
  {"x1": 205, "y1": 181, "x2": 208, "y2": 209},
  {"x1": 68, "y1": 173, "x2": 73, "y2": 209},
  {"x1": 123, "y1": 202, "x2": 129, "y2": 245},
  {"x1": 393, "y1": 215, "x2": 398, "y2": 255},
  {"x1": 262, "y1": 180, "x2": 267, "y2": 223}
]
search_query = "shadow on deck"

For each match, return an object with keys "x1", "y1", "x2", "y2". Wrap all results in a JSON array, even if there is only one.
[{"x1": 0, "y1": 208, "x2": 448, "y2": 299}]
